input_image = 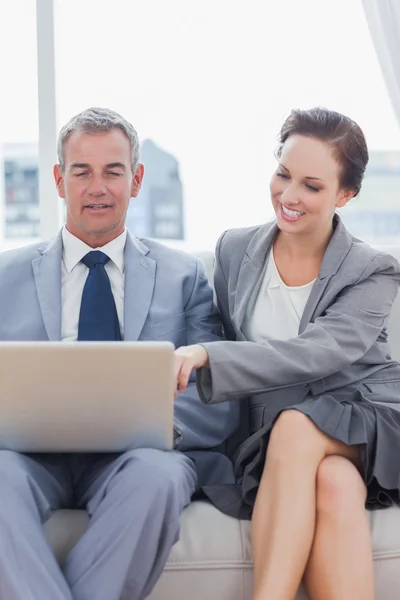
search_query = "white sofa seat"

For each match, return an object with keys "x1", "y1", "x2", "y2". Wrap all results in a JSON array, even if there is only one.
[
  {"x1": 42, "y1": 247, "x2": 400, "y2": 599},
  {"x1": 44, "y1": 501, "x2": 400, "y2": 600}
]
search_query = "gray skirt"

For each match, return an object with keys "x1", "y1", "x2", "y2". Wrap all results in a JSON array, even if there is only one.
[{"x1": 201, "y1": 383, "x2": 400, "y2": 520}]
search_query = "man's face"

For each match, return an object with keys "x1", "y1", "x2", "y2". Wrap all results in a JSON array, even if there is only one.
[{"x1": 54, "y1": 129, "x2": 144, "y2": 247}]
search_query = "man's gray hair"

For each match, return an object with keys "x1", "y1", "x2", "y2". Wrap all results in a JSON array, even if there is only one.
[{"x1": 57, "y1": 107, "x2": 140, "y2": 172}]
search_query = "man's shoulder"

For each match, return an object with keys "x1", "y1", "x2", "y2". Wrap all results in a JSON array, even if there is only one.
[
  {"x1": 0, "y1": 240, "x2": 44, "y2": 271},
  {"x1": 137, "y1": 237, "x2": 200, "y2": 272}
]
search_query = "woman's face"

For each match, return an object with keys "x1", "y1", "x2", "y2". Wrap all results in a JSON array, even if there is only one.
[{"x1": 270, "y1": 134, "x2": 354, "y2": 237}]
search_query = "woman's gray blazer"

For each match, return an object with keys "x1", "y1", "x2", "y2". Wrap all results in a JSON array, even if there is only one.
[{"x1": 197, "y1": 215, "x2": 400, "y2": 518}]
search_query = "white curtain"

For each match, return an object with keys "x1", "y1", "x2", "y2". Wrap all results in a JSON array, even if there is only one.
[{"x1": 362, "y1": 0, "x2": 400, "y2": 126}]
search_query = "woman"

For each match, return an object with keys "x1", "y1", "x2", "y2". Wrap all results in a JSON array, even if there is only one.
[{"x1": 174, "y1": 107, "x2": 400, "y2": 600}]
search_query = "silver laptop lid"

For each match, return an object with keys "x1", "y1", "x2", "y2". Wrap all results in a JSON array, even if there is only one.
[{"x1": 0, "y1": 341, "x2": 175, "y2": 452}]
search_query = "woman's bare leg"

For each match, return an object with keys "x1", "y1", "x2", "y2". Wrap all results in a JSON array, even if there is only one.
[
  {"x1": 251, "y1": 410, "x2": 363, "y2": 600},
  {"x1": 304, "y1": 455, "x2": 373, "y2": 600}
]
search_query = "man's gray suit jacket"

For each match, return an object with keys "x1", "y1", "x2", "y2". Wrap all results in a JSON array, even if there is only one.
[{"x1": 0, "y1": 229, "x2": 239, "y2": 477}]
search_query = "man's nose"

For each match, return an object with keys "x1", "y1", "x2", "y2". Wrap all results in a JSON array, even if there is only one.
[{"x1": 87, "y1": 175, "x2": 107, "y2": 195}]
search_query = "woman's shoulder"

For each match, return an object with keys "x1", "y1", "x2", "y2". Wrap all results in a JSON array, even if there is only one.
[
  {"x1": 326, "y1": 216, "x2": 400, "y2": 282},
  {"x1": 217, "y1": 221, "x2": 275, "y2": 256},
  {"x1": 346, "y1": 235, "x2": 400, "y2": 278}
]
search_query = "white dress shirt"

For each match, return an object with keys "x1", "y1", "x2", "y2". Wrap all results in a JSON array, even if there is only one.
[
  {"x1": 61, "y1": 227, "x2": 126, "y2": 342},
  {"x1": 242, "y1": 250, "x2": 316, "y2": 343}
]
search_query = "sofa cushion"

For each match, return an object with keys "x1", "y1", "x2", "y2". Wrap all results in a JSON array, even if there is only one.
[
  {"x1": 44, "y1": 509, "x2": 89, "y2": 564},
  {"x1": 192, "y1": 251, "x2": 215, "y2": 285},
  {"x1": 44, "y1": 501, "x2": 400, "y2": 599}
]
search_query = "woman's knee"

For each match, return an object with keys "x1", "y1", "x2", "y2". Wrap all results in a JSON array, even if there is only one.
[
  {"x1": 316, "y1": 455, "x2": 366, "y2": 517},
  {"x1": 267, "y1": 410, "x2": 323, "y2": 463}
]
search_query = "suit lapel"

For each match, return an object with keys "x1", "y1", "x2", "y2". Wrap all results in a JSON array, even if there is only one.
[
  {"x1": 123, "y1": 233, "x2": 156, "y2": 341},
  {"x1": 298, "y1": 277, "x2": 331, "y2": 335},
  {"x1": 299, "y1": 215, "x2": 354, "y2": 333},
  {"x1": 32, "y1": 232, "x2": 63, "y2": 341},
  {"x1": 233, "y1": 222, "x2": 278, "y2": 336}
]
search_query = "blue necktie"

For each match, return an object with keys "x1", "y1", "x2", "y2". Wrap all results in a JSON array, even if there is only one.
[{"x1": 77, "y1": 251, "x2": 122, "y2": 341}]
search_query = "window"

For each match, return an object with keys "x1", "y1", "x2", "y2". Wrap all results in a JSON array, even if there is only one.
[
  {"x1": 2, "y1": 0, "x2": 400, "y2": 250},
  {"x1": 0, "y1": 0, "x2": 39, "y2": 250}
]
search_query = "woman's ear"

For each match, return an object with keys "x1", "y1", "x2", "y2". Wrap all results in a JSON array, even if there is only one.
[{"x1": 336, "y1": 188, "x2": 356, "y2": 209}]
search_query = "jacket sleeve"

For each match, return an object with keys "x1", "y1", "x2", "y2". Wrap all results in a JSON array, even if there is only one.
[
  {"x1": 196, "y1": 253, "x2": 400, "y2": 404},
  {"x1": 173, "y1": 258, "x2": 239, "y2": 449}
]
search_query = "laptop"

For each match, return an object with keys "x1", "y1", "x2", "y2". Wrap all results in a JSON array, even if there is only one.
[{"x1": 0, "y1": 341, "x2": 175, "y2": 453}]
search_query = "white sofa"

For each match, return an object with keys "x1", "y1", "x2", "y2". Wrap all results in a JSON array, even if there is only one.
[{"x1": 43, "y1": 248, "x2": 400, "y2": 600}]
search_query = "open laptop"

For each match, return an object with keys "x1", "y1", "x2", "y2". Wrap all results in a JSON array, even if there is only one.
[{"x1": 0, "y1": 341, "x2": 175, "y2": 453}]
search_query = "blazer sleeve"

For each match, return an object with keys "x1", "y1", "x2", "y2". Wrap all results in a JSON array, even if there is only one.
[
  {"x1": 173, "y1": 258, "x2": 240, "y2": 450},
  {"x1": 197, "y1": 252, "x2": 400, "y2": 404}
]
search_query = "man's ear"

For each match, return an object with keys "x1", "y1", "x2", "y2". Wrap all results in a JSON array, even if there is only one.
[
  {"x1": 131, "y1": 163, "x2": 144, "y2": 198},
  {"x1": 336, "y1": 188, "x2": 356, "y2": 209},
  {"x1": 54, "y1": 164, "x2": 65, "y2": 199}
]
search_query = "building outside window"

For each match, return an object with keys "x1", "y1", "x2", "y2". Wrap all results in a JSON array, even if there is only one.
[{"x1": 3, "y1": 143, "x2": 40, "y2": 239}]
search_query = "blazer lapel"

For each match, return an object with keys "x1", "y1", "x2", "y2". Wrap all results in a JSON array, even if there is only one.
[
  {"x1": 123, "y1": 233, "x2": 156, "y2": 341},
  {"x1": 299, "y1": 215, "x2": 354, "y2": 333},
  {"x1": 233, "y1": 222, "x2": 278, "y2": 337},
  {"x1": 32, "y1": 232, "x2": 63, "y2": 341}
]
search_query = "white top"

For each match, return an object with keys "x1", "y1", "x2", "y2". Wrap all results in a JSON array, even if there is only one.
[
  {"x1": 242, "y1": 250, "x2": 316, "y2": 343},
  {"x1": 61, "y1": 227, "x2": 126, "y2": 342}
]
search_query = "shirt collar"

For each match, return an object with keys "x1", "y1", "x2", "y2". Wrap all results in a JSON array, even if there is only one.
[{"x1": 62, "y1": 226, "x2": 127, "y2": 274}]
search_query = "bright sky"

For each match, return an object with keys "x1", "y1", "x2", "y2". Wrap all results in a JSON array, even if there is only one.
[{"x1": 0, "y1": 0, "x2": 399, "y2": 248}]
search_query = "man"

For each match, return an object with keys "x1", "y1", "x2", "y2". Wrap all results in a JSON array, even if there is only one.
[{"x1": 0, "y1": 107, "x2": 238, "y2": 600}]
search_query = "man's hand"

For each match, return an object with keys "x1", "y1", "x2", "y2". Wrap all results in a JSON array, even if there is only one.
[{"x1": 174, "y1": 345, "x2": 209, "y2": 394}]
